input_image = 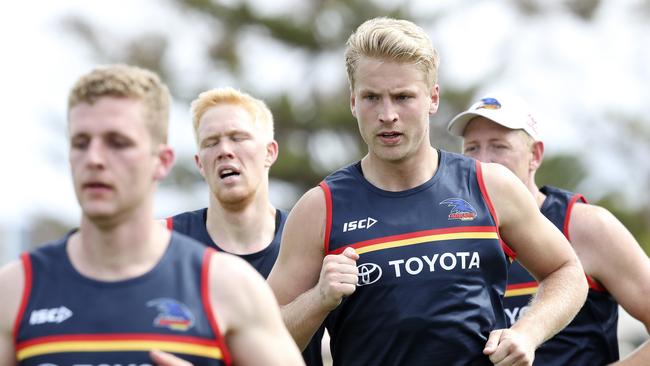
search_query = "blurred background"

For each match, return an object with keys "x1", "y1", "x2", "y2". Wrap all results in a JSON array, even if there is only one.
[{"x1": 0, "y1": 0, "x2": 648, "y2": 358}]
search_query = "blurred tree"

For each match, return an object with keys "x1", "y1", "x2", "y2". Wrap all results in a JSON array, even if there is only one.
[
  {"x1": 537, "y1": 154, "x2": 587, "y2": 192},
  {"x1": 58, "y1": 0, "x2": 469, "y2": 203},
  {"x1": 55, "y1": 0, "x2": 649, "y2": 254}
]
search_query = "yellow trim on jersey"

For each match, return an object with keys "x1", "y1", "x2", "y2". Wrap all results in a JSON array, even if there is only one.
[
  {"x1": 17, "y1": 340, "x2": 222, "y2": 361},
  {"x1": 504, "y1": 287, "x2": 538, "y2": 297},
  {"x1": 355, "y1": 231, "x2": 499, "y2": 255}
]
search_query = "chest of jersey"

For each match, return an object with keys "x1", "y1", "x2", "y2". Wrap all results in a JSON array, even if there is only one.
[
  {"x1": 15, "y1": 234, "x2": 227, "y2": 366},
  {"x1": 322, "y1": 152, "x2": 510, "y2": 365}
]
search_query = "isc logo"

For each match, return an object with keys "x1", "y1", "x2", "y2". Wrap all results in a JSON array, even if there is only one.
[
  {"x1": 343, "y1": 217, "x2": 377, "y2": 232},
  {"x1": 29, "y1": 306, "x2": 73, "y2": 325}
]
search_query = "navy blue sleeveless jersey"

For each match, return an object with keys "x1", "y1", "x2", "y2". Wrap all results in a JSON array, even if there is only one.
[
  {"x1": 504, "y1": 185, "x2": 619, "y2": 365},
  {"x1": 168, "y1": 208, "x2": 324, "y2": 366},
  {"x1": 322, "y1": 150, "x2": 514, "y2": 366},
  {"x1": 167, "y1": 208, "x2": 287, "y2": 278},
  {"x1": 14, "y1": 231, "x2": 231, "y2": 366}
]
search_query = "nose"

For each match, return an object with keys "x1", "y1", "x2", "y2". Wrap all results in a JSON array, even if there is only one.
[
  {"x1": 216, "y1": 140, "x2": 235, "y2": 160},
  {"x1": 85, "y1": 140, "x2": 105, "y2": 169},
  {"x1": 378, "y1": 99, "x2": 398, "y2": 124}
]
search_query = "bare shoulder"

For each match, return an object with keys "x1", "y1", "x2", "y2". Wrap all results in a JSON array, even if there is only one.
[
  {"x1": 277, "y1": 185, "x2": 327, "y2": 257},
  {"x1": 207, "y1": 252, "x2": 273, "y2": 329},
  {"x1": 209, "y1": 252, "x2": 267, "y2": 304},
  {"x1": 286, "y1": 186, "x2": 327, "y2": 228},
  {"x1": 209, "y1": 253, "x2": 304, "y2": 365},
  {"x1": 477, "y1": 162, "x2": 534, "y2": 223},
  {"x1": 0, "y1": 258, "x2": 25, "y2": 362},
  {"x1": 268, "y1": 186, "x2": 328, "y2": 303},
  {"x1": 282, "y1": 185, "x2": 327, "y2": 251},
  {"x1": 0, "y1": 259, "x2": 25, "y2": 327},
  {"x1": 478, "y1": 162, "x2": 525, "y2": 198},
  {"x1": 570, "y1": 202, "x2": 650, "y2": 326},
  {"x1": 569, "y1": 202, "x2": 647, "y2": 274},
  {"x1": 569, "y1": 202, "x2": 619, "y2": 239}
]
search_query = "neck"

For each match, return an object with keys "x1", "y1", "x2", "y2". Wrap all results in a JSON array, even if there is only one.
[
  {"x1": 361, "y1": 146, "x2": 438, "y2": 191},
  {"x1": 68, "y1": 202, "x2": 170, "y2": 281},
  {"x1": 206, "y1": 192, "x2": 276, "y2": 255}
]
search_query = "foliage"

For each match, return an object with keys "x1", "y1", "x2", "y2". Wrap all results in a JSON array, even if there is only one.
[{"x1": 53, "y1": 0, "x2": 649, "y2": 254}]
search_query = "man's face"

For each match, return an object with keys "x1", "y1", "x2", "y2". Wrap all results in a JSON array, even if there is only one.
[
  {"x1": 195, "y1": 104, "x2": 277, "y2": 207},
  {"x1": 68, "y1": 97, "x2": 162, "y2": 222},
  {"x1": 462, "y1": 117, "x2": 534, "y2": 184},
  {"x1": 350, "y1": 57, "x2": 439, "y2": 163}
]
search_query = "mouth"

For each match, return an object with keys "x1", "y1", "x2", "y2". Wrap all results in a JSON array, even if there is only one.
[
  {"x1": 82, "y1": 182, "x2": 113, "y2": 191},
  {"x1": 377, "y1": 131, "x2": 403, "y2": 144},
  {"x1": 378, "y1": 131, "x2": 402, "y2": 138},
  {"x1": 218, "y1": 167, "x2": 241, "y2": 180}
]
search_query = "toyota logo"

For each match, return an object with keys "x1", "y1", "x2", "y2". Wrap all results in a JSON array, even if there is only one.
[{"x1": 357, "y1": 263, "x2": 382, "y2": 286}]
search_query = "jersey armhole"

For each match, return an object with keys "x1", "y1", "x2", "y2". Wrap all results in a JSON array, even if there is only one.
[
  {"x1": 13, "y1": 252, "x2": 32, "y2": 346},
  {"x1": 562, "y1": 193, "x2": 587, "y2": 241},
  {"x1": 201, "y1": 248, "x2": 233, "y2": 365},
  {"x1": 475, "y1": 161, "x2": 517, "y2": 260},
  {"x1": 564, "y1": 194, "x2": 605, "y2": 292},
  {"x1": 318, "y1": 181, "x2": 333, "y2": 255},
  {"x1": 165, "y1": 217, "x2": 174, "y2": 231}
]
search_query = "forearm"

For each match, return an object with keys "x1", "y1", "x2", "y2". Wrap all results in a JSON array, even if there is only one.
[
  {"x1": 281, "y1": 286, "x2": 331, "y2": 350},
  {"x1": 511, "y1": 259, "x2": 588, "y2": 347}
]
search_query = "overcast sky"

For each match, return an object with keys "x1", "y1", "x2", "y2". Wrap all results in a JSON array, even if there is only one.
[{"x1": 1, "y1": 0, "x2": 649, "y2": 229}]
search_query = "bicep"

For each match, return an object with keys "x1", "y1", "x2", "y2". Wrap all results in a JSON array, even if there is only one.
[
  {"x1": 572, "y1": 206, "x2": 650, "y2": 328},
  {"x1": 267, "y1": 187, "x2": 326, "y2": 305},
  {"x1": 483, "y1": 164, "x2": 577, "y2": 280},
  {"x1": 213, "y1": 256, "x2": 303, "y2": 365},
  {"x1": 226, "y1": 299, "x2": 304, "y2": 366}
]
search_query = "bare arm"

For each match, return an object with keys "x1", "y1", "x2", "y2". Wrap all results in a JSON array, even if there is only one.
[
  {"x1": 267, "y1": 187, "x2": 358, "y2": 350},
  {"x1": 210, "y1": 252, "x2": 304, "y2": 366},
  {"x1": 481, "y1": 163, "x2": 588, "y2": 365},
  {"x1": 0, "y1": 260, "x2": 25, "y2": 366},
  {"x1": 151, "y1": 253, "x2": 302, "y2": 366},
  {"x1": 569, "y1": 204, "x2": 650, "y2": 366}
]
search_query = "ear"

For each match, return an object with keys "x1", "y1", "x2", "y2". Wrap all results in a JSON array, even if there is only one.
[
  {"x1": 429, "y1": 84, "x2": 440, "y2": 115},
  {"x1": 154, "y1": 144, "x2": 175, "y2": 181},
  {"x1": 264, "y1": 140, "x2": 279, "y2": 168},
  {"x1": 194, "y1": 153, "x2": 206, "y2": 179},
  {"x1": 530, "y1": 141, "x2": 544, "y2": 171},
  {"x1": 350, "y1": 87, "x2": 357, "y2": 118}
]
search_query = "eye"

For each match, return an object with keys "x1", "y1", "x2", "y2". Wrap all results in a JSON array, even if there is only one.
[
  {"x1": 396, "y1": 94, "x2": 412, "y2": 101},
  {"x1": 231, "y1": 133, "x2": 249, "y2": 142},
  {"x1": 363, "y1": 94, "x2": 379, "y2": 101},
  {"x1": 106, "y1": 134, "x2": 133, "y2": 149},
  {"x1": 71, "y1": 135, "x2": 90, "y2": 150},
  {"x1": 201, "y1": 138, "x2": 219, "y2": 148}
]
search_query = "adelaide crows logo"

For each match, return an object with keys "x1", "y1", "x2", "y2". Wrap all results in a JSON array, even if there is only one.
[
  {"x1": 476, "y1": 97, "x2": 502, "y2": 110},
  {"x1": 439, "y1": 198, "x2": 478, "y2": 221},
  {"x1": 147, "y1": 298, "x2": 195, "y2": 331}
]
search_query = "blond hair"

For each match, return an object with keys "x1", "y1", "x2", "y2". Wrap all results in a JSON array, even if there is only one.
[
  {"x1": 190, "y1": 87, "x2": 274, "y2": 144},
  {"x1": 345, "y1": 17, "x2": 440, "y2": 89},
  {"x1": 68, "y1": 64, "x2": 171, "y2": 144}
]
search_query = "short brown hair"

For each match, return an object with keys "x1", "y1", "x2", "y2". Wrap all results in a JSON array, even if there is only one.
[
  {"x1": 68, "y1": 64, "x2": 171, "y2": 144},
  {"x1": 345, "y1": 17, "x2": 440, "y2": 90}
]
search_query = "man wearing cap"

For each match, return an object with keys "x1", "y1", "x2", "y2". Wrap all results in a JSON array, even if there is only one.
[{"x1": 448, "y1": 94, "x2": 650, "y2": 365}]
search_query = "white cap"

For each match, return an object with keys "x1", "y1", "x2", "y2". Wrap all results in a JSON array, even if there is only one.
[{"x1": 447, "y1": 93, "x2": 541, "y2": 141}]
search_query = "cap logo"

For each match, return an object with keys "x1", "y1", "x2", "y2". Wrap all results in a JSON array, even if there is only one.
[
  {"x1": 526, "y1": 113, "x2": 539, "y2": 135},
  {"x1": 475, "y1": 97, "x2": 501, "y2": 110}
]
